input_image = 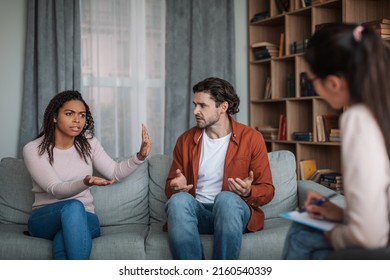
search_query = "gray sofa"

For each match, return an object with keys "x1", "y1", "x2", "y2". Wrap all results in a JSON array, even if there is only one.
[{"x1": 0, "y1": 150, "x2": 343, "y2": 259}]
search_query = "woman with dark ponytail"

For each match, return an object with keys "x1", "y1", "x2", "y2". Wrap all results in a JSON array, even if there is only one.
[
  {"x1": 23, "y1": 90, "x2": 151, "y2": 259},
  {"x1": 282, "y1": 23, "x2": 390, "y2": 259}
]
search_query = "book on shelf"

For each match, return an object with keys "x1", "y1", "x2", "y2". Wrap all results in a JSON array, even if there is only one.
[
  {"x1": 287, "y1": 72, "x2": 295, "y2": 98},
  {"x1": 264, "y1": 76, "x2": 271, "y2": 99},
  {"x1": 299, "y1": 159, "x2": 317, "y2": 180},
  {"x1": 300, "y1": 72, "x2": 317, "y2": 97},
  {"x1": 291, "y1": 39, "x2": 309, "y2": 54},
  {"x1": 250, "y1": 11, "x2": 270, "y2": 23},
  {"x1": 277, "y1": 114, "x2": 287, "y2": 140},
  {"x1": 275, "y1": 0, "x2": 289, "y2": 13},
  {"x1": 278, "y1": 33, "x2": 285, "y2": 57},
  {"x1": 301, "y1": 0, "x2": 311, "y2": 8},
  {"x1": 316, "y1": 115, "x2": 326, "y2": 142}
]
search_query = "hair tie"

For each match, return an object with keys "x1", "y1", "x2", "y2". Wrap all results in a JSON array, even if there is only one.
[{"x1": 353, "y1": 25, "x2": 364, "y2": 42}]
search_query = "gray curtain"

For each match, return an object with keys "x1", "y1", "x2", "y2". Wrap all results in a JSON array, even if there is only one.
[
  {"x1": 164, "y1": 0, "x2": 236, "y2": 155},
  {"x1": 18, "y1": 0, "x2": 81, "y2": 157}
]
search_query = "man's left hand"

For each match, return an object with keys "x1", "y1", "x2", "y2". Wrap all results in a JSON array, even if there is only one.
[{"x1": 228, "y1": 170, "x2": 254, "y2": 198}]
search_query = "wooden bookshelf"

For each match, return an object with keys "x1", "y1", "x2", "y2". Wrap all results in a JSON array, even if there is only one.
[{"x1": 248, "y1": 0, "x2": 390, "y2": 179}]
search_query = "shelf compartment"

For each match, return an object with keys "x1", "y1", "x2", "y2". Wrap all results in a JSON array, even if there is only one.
[
  {"x1": 249, "y1": 62, "x2": 271, "y2": 100},
  {"x1": 250, "y1": 100, "x2": 285, "y2": 130},
  {"x1": 286, "y1": 99, "x2": 313, "y2": 141}
]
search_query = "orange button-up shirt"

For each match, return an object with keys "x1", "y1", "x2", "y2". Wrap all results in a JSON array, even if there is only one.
[{"x1": 165, "y1": 116, "x2": 275, "y2": 232}]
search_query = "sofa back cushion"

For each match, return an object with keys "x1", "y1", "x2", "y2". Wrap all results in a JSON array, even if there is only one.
[
  {"x1": 148, "y1": 154, "x2": 172, "y2": 223},
  {"x1": 147, "y1": 150, "x2": 298, "y2": 223},
  {"x1": 91, "y1": 159, "x2": 149, "y2": 226},
  {"x1": 262, "y1": 150, "x2": 297, "y2": 219},
  {"x1": 0, "y1": 157, "x2": 34, "y2": 224}
]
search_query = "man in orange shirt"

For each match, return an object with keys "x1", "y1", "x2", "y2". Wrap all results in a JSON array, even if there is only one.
[{"x1": 165, "y1": 77, "x2": 275, "y2": 259}]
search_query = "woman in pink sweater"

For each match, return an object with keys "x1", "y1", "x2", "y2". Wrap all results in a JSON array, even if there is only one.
[{"x1": 23, "y1": 90, "x2": 151, "y2": 259}]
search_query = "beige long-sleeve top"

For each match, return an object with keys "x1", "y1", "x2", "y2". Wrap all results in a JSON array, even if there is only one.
[
  {"x1": 23, "y1": 136, "x2": 144, "y2": 213},
  {"x1": 331, "y1": 104, "x2": 390, "y2": 249}
]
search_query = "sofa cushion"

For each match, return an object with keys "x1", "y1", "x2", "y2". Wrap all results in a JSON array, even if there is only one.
[
  {"x1": 91, "y1": 159, "x2": 149, "y2": 226},
  {"x1": 262, "y1": 150, "x2": 297, "y2": 219},
  {"x1": 0, "y1": 158, "x2": 34, "y2": 224},
  {"x1": 148, "y1": 154, "x2": 172, "y2": 223}
]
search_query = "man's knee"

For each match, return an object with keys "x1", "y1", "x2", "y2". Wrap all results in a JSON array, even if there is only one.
[
  {"x1": 166, "y1": 192, "x2": 195, "y2": 212},
  {"x1": 214, "y1": 191, "x2": 241, "y2": 208}
]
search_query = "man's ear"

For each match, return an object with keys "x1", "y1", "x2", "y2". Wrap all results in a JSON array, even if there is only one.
[{"x1": 220, "y1": 101, "x2": 229, "y2": 112}]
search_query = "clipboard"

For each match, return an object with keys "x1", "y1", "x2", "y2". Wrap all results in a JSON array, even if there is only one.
[{"x1": 279, "y1": 210, "x2": 338, "y2": 231}]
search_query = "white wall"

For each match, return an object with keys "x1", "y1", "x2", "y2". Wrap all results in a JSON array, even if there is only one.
[
  {"x1": 0, "y1": 0, "x2": 248, "y2": 159},
  {"x1": 0, "y1": 0, "x2": 27, "y2": 159}
]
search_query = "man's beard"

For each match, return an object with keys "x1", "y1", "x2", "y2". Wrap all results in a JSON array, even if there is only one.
[{"x1": 196, "y1": 115, "x2": 219, "y2": 129}]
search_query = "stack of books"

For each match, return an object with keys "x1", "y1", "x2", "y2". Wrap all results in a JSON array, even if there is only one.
[
  {"x1": 251, "y1": 42, "x2": 279, "y2": 61},
  {"x1": 256, "y1": 126, "x2": 279, "y2": 141},
  {"x1": 292, "y1": 131, "x2": 313, "y2": 141},
  {"x1": 319, "y1": 173, "x2": 343, "y2": 194},
  {"x1": 362, "y1": 18, "x2": 390, "y2": 39},
  {"x1": 329, "y1": 128, "x2": 341, "y2": 142}
]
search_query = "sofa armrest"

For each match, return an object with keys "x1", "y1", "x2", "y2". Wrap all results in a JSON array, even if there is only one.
[{"x1": 297, "y1": 180, "x2": 345, "y2": 209}]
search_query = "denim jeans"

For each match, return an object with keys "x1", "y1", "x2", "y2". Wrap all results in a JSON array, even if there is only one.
[
  {"x1": 28, "y1": 199, "x2": 100, "y2": 260},
  {"x1": 165, "y1": 191, "x2": 250, "y2": 260},
  {"x1": 282, "y1": 222, "x2": 333, "y2": 259}
]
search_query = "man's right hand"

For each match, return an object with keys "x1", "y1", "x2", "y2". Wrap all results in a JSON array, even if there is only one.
[{"x1": 170, "y1": 169, "x2": 194, "y2": 192}]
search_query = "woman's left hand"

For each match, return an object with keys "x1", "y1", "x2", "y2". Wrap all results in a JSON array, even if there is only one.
[
  {"x1": 137, "y1": 124, "x2": 152, "y2": 161},
  {"x1": 84, "y1": 175, "x2": 115, "y2": 187}
]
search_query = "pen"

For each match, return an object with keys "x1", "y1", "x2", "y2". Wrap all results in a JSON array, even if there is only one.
[{"x1": 298, "y1": 193, "x2": 338, "y2": 213}]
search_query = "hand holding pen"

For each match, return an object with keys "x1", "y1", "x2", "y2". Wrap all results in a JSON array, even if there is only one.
[
  {"x1": 300, "y1": 191, "x2": 344, "y2": 223},
  {"x1": 298, "y1": 193, "x2": 338, "y2": 212}
]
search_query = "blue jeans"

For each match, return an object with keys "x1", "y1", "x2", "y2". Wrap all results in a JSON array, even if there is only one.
[
  {"x1": 28, "y1": 199, "x2": 100, "y2": 260},
  {"x1": 282, "y1": 222, "x2": 333, "y2": 259},
  {"x1": 165, "y1": 191, "x2": 250, "y2": 260}
]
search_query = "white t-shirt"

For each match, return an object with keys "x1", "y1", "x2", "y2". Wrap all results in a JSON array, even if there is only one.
[{"x1": 195, "y1": 130, "x2": 231, "y2": 203}]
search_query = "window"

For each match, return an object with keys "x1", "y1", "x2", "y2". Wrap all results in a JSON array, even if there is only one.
[{"x1": 80, "y1": 0, "x2": 165, "y2": 157}]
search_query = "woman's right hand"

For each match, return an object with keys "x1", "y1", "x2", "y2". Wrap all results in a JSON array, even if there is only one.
[
  {"x1": 84, "y1": 175, "x2": 115, "y2": 187},
  {"x1": 304, "y1": 191, "x2": 344, "y2": 222}
]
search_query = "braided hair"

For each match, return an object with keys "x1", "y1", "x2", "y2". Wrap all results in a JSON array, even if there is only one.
[{"x1": 37, "y1": 90, "x2": 95, "y2": 165}]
